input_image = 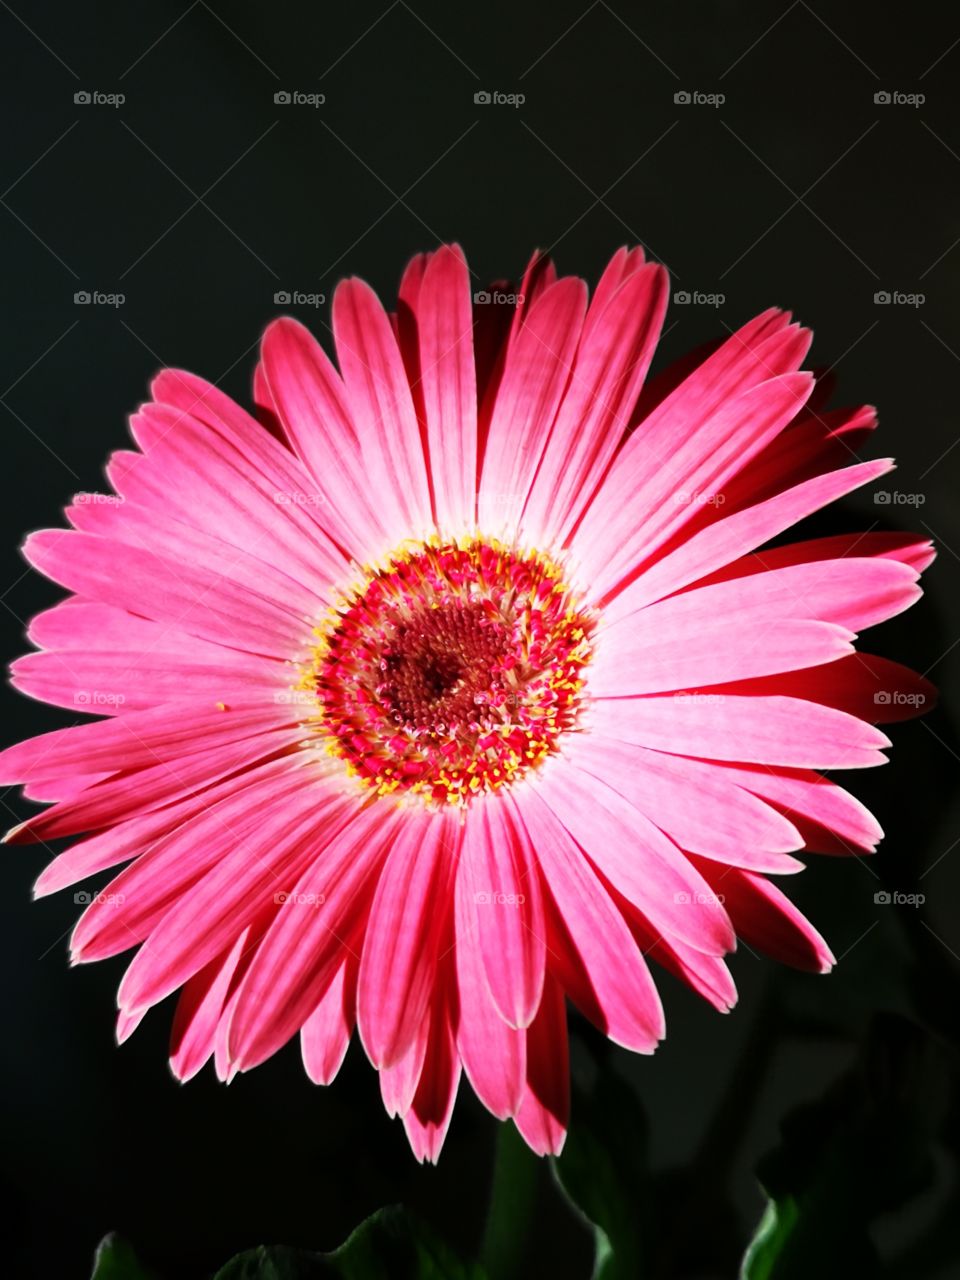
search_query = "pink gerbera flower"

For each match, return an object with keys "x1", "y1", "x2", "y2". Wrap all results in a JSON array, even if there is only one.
[{"x1": 3, "y1": 244, "x2": 934, "y2": 1162}]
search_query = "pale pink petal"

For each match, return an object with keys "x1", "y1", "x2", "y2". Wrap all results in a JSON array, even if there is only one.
[
  {"x1": 563, "y1": 735, "x2": 803, "y2": 870},
  {"x1": 0, "y1": 698, "x2": 290, "y2": 786},
  {"x1": 590, "y1": 614, "x2": 855, "y2": 696},
  {"x1": 23, "y1": 529, "x2": 307, "y2": 658},
  {"x1": 593, "y1": 694, "x2": 891, "y2": 769}
]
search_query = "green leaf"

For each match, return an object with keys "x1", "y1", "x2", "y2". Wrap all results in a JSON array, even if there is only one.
[
  {"x1": 553, "y1": 1058, "x2": 649, "y2": 1280},
  {"x1": 89, "y1": 1235, "x2": 155, "y2": 1280},
  {"x1": 740, "y1": 1013, "x2": 945, "y2": 1280},
  {"x1": 213, "y1": 1205, "x2": 486, "y2": 1280}
]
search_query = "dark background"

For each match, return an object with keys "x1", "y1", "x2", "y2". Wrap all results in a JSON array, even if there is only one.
[{"x1": 1, "y1": 3, "x2": 958, "y2": 1278}]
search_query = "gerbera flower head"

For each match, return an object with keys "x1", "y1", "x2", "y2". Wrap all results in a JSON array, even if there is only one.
[{"x1": 3, "y1": 243, "x2": 934, "y2": 1161}]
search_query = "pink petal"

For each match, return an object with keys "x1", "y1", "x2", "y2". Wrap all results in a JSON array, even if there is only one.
[
  {"x1": 402, "y1": 982, "x2": 461, "y2": 1164},
  {"x1": 593, "y1": 694, "x2": 891, "y2": 769},
  {"x1": 357, "y1": 809, "x2": 461, "y2": 1069},
  {"x1": 456, "y1": 798, "x2": 546, "y2": 1028},
  {"x1": 706, "y1": 653, "x2": 937, "y2": 726},
  {"x1": 701, "y1": 761, "x2": 885, "y2": 856},
  {"x1": 589, "y1": 615, "x2": 855, "y2": 696},
  {"x1": 170, "y1": 929, "x2": 252, "y2": 1082},
  {"x1": 514, "y1": 973, "x2": 568, "y2": 1156},
  {"x1": 23, "y1": 529, "x2": 306, "y2": 659},
  {"x1": 415, "y1": 244, "x2": 478, "y2": 532},
  {"x1": 301, "y1": 957, "x2": 357, "y2": 1086},
  {"x1": 478, "y1": 277, "x2": 587, "y2": 534},
  {"x1": 575, "y1": 370, "x2": 814, "y2": 601},
  {"x1": 528, "y1": 761, "x2": 736, "y2": 954},
  {"x1": 564, "y1": 735, "x2": 803, "y2": 870},
  {"x1": 258, "y1": 317, "x2": 391, "y2": 561},
  {"x1": 692, "y1": 858, "x2": 835, "y2": 973},
  {"x1": 10, "y1": 728, "x2": 299, "y2": 846},
  {"x1": 0, "y1": 698, "x2": 289, "y2": 786},
  {"x1": 454, "y1": 856, "x2": 525, "y2": 1118},
  {"x1": 513, "y1": 789, "x2": 665, "y2": 1052},
  {"x1": 522, "y1": 261, "x2": 668, "y2": 546},
  {"x1": 603, "y1": 458, "x2": 895, "y2": 616},
  {"x1": 333, "y1": 278, "x2": 432, "y2": 545},
  {"x1": 75, "y1": 761, "x2": 324, "y2": 969},
  {"x1": 227, "y1": 803, "x2": 402, "y2": 1071}
]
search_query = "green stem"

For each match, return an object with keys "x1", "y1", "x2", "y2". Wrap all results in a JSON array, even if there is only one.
[{"x1": 480, "y1": 1122, "x2": 540, "y2": 1280}]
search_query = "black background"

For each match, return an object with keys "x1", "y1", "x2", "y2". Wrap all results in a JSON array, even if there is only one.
[{"x1": 1, "y1": 3, "x2": 958, "y2": 1278}]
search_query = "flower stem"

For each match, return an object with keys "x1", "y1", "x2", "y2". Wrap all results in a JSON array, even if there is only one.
[{"x1": 481, "y1": 1122, "x2": 540, "y2": 1279}]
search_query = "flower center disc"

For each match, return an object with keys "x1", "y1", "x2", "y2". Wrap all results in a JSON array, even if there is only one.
[{"x1": 303, "y1": 537, "x2": 595, "y2": 807}]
